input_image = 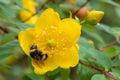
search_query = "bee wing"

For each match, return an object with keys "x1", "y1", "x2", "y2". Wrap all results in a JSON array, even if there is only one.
[{"x1": 32, "y1": 59, "x2": 44, "y2": 68}]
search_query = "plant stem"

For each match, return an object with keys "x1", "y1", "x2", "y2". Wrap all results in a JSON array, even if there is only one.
[
  {"x1": 45, "y1": 73, "x2": 49, "y2": 80},
  {"x1": 0, "y1": 25, "x2": 10, "y2": 33},
  {"x1": 99, "y1": 39, "x2": 120, "y2": 51},
  {"x1": 70, "y1": 66, "x2": 80, "y2": 80},
  {"x1": 73, "y1": 0, "x2": 91, "y2": 16},
  {"x1": 79, "y1": 59, "x2": 117, "y2": 80}
]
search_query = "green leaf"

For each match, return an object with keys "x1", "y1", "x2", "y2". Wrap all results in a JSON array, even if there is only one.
[
  {"x1": 79, "y1": 65, "x2": 94, "y2": 80},
  {"x1": 13, "y1": 21, "x2": 34, "y2": 31},
  {"x1": 91, "y1": 74, "x2": 108, "y2": 80},
  {"x1": 26, "y1": 73, "x2": 44, "y2": 80},
  {"x1": 1, "y1": 32, "x2": 17, "y2": 43},
  {"x1": 20, "y1": 76, "x2": 32, "y2": 80},
  {"x1": 101, "y1": 0, "x2": 120, "y2": 7},
  {"x1": 84, "y1": 29, "x2": 105, "y2": 44},
  {"x1": 47, "y1": 67, "x2": 61, "y2": 76},
  {"x1": 96, "y1": 24, "x2": 111, "y2": 35},
  {"x1": 0, "y1": 52, "x2": 11, "y2": 60},
  {"x1": 0, "y1": 61, "x2": 10, "y2": 68},
  {"x1": 116, "y1": 7, "x2": 120, "y2": 18},
  {"x1": 0, "y1": 40, "x2": 19, "y2": 52},
  {"x1": 8, "y1": 26, "x2": 21, "y2": 34},
  {"x1": 13, "y1": 0, "x2": 23, "y2": 8},
  {"x1": 0, "y1": 2, "x2": 16, "y2": 19},
  {"x1": 0, "y1": 12, "x2": 10, "y2": 23},
  {"x1": 59, "y1": 3, "x2": 74, "y2": 11},
  {"x1": 82, "y1": 23, "x2": 105, "y2": 47},
  {"x1": 46, "y1": 3, "x2": 67, "y2": 18},
  {"x1": 61, "y1": 68, "x2": 70, "y2": 80},
  {"x1": 103, "y1": 46, "x2": 118, "y2": 58},
  {"x1": 110, "y1": 27, "x2": 120, "y2": 38},
  {"x1": 78, "y1": 37, "x2": 112, "y2": 70},
  {"x1": 112, "y1": 58, "x2": 120, "y2": 67},
  {"x1": 76, "y1": 0, "x2": 86, "y2": 7},
  {"x1": 110, "y1": 72, "x2": 120, "y2": 80}
]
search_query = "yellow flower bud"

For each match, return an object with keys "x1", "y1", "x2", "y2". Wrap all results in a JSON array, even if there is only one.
[
  {"x1": 19, "y1": 0, "x2": 38, "y2": 24},
  {"x1": 86, "y1": 10, "x2": 104, "y2": 25}
]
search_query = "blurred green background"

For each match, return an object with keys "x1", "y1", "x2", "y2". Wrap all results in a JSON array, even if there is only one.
[{"x1": 0, "y1": 0, "x2": 120, "y2": 80}]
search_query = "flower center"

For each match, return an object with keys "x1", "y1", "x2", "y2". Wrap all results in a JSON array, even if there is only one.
[{"x1": 47, "y1": 39, "x2": 56, "y2": 47}]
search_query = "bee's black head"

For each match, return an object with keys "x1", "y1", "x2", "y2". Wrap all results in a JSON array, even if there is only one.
[{"x1": 30, "y1": 45, "x2": 37, "y2": 50}]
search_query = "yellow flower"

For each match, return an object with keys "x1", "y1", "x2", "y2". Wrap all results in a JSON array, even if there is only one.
[
  {"x1": 18, "y1": 8, "x2": 81, "y2": 74},
  {"x1": 86, "y1": 10, "x2": 104, "y2": 25},
  {"x1": 19, "y1": 0, "x2": 38, "y2": 24}
]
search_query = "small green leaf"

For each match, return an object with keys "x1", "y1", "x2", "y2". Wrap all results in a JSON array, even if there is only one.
[
  {"x1": 13, "y1": 0, "x2": 23, "y2": 8},
  {"x1": 78, "y1": 37, "x2": 112, "y2": 70},
  {"x1": 47, "y1": 67, "x2": 61, "y2": 76},
  {"x1": 79, "y1": 65, "x2": 94, "y2": 80},
  {"x1": 26, "y1": 73, "x2": 44, "y2": 80},
  {"x1": 82, "y1": 23, "x2": 105, "y2": 47},
  {"x1": 112, "y1": 59, "x2": 120, "y2": 67},
  {"x1": 59, "y1": 3, "x2": 73, "y2": 11},
  {"x1": 91, "y1": 74, "x2": 108, "y2": 80},
  {"x1": 76, "y1": 0, "x2": 86, "y2": 7},
  {"x1": 96, "y1": 24, "x2": 111, "y2": 35},
  {"x1": 46, "y1": 3, "x2": 67, "y2": 18},
  {"x1": 0, "y1": 2, "x2": 16, "y2": 19},
  {"x1": 103, "y1": 46, "x2": 118, "y2": 58},
  {"x1": 1, "y1": 32, "x2": 17, "y2": 43},
  {"x1": 110, "y1": 27, "x2": 120, "y2": 38},
  {"x1": 8, "y1": 27, "x2": 20, "y2": 34},
  {"x1": 61, "y1": 68, "x2": 70, "y2": 80},
  {"x1": 110, "y1": 72, "x2": 120, "y2": 80},
  {"x1": 0, "y1": 40, "x2": 19, "y2": 52},
  {"x1": 101, "y1": 0, "x2": 120, "y2": 7},
  {"x1": 0, "y1": 52, "x2": 11, "y2": 60},
  {"x1": 116, "y1": 7, "x2": 120, "y2": 18},
  {"x1": 13, "y1": 21, "x2": 34, "y2": 31}
]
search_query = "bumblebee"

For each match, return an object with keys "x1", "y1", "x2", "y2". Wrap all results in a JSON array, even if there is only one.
[{"x1": 30, "y1": 45, "x2": 48, "y2": 61}]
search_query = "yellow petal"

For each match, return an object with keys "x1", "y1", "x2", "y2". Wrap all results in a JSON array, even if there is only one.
[
  {"x1": 56, "y1": 44, "x2": 79, "y2": 68},
  {"x1": 32, "y1": 55, "x2": 58, "y2": 74},
  {"x1": 35, "y1": 8, "x2": 60, "y2": 32},
  {"x1": 22, "y1": 0, "x2": 36, "y2": 13},
  {"x1": 18, "y1": 28, "x2": 37, "y2": 55},
  {"x1": 58, "y1": 18, "x2": 81, "y2": 43},
  {"x1": 25, "y1": 15, "x2": 38, "y2": 24},
  {"x1": 20, "y1": 0, "x2": 37, "y2": 24},
  {"x1": 19, "y1": 11, "x2": 38, "y2": 24},
  {"x1": 19, "y1": 10, "x2": 32, "y2": 21}
]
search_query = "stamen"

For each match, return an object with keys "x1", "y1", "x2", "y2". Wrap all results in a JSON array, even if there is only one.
[{"x1": 47, "y1": 39, "x2": 56, "y2": 47}]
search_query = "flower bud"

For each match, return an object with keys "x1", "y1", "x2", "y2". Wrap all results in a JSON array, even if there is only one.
[
  {"x1": 76, "y1": 6, "x2": 89, "y2": 19},
  {"x1": 86, "y1": 10, "x2": 104, "y2": 25}
]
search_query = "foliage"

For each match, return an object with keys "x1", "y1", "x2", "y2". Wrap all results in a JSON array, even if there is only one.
[{"x1": 0, "y1": 0, "x2": 120, "y2": 80}]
